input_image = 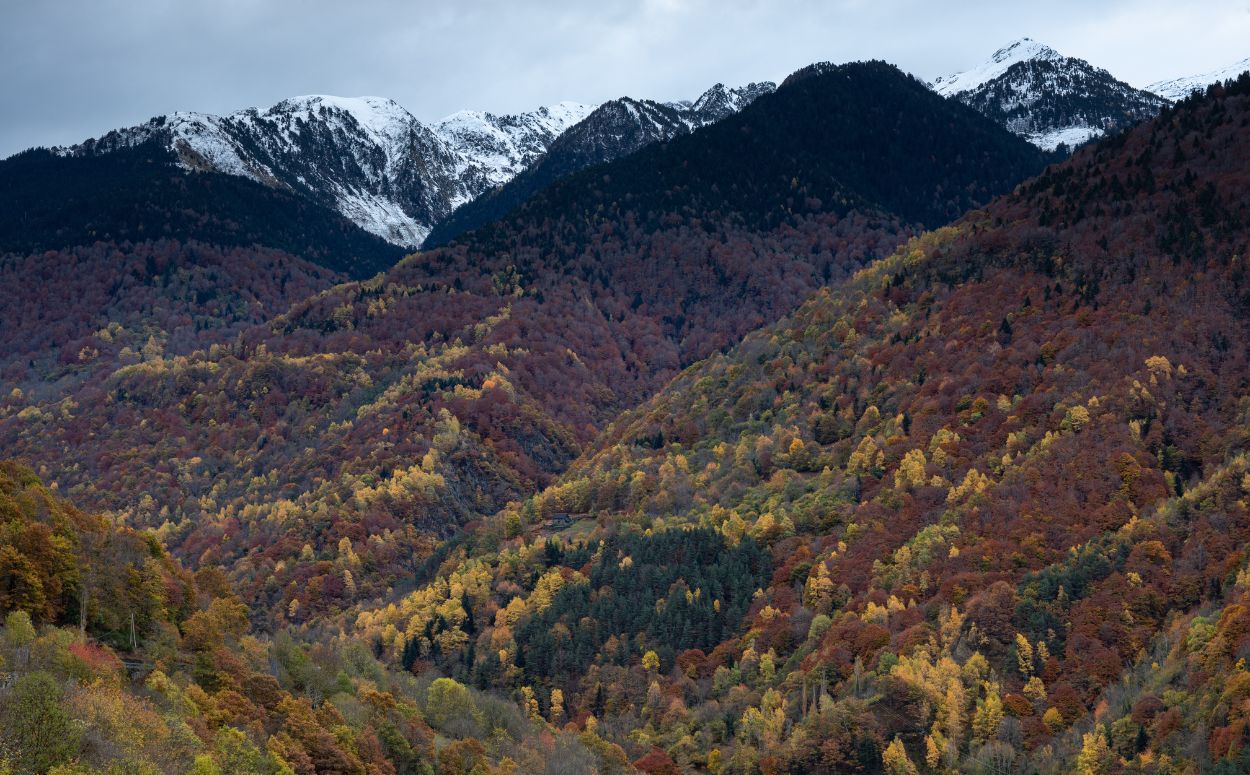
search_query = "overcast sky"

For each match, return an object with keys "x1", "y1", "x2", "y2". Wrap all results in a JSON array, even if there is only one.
[{"x1": 2, "y1": 0, "x2": 1248, "y2": 158}]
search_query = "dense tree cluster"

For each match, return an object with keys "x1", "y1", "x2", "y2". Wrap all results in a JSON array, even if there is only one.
[
  {"x1": 514, "y1": 529, "x2": 768, "y2": 678},
  {"x1": 0, "y1": 239, "x2": 341, "y2": 377}
]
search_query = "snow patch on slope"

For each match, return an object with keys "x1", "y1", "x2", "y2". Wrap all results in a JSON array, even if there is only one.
[
  {"x1": 1027, "y1": 125, "x2": 1104, "y2": 152},
  {"x1": 335, "y1": 187, "x2": 429, "y2": 247}
]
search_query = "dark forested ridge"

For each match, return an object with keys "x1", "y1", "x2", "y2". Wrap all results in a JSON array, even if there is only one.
[
  {"x1": 410, "y1": 60, "x2": 1053, "y2": 372},
  {"x1": 0, "y1": 142, "x2": 405, "y2": 278}
]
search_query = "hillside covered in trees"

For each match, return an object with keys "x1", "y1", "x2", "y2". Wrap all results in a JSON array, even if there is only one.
[
  {"x1": 347, "y1": 74, "x2": 1250, "y2": 773},
  {"x1": 0, "y1": 240, "x2": 345, "y2": 385},
  {"x1": 0, "y1": 139, "x2": 400, "y2": 393},
  {"x1": 0, "y1": 461, "x2": 616, "y2": 774}
]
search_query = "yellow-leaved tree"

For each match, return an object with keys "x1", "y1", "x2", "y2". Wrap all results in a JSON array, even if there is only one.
[{"x1": 883, "y1": 737, "x2": 918, "y2": 775}]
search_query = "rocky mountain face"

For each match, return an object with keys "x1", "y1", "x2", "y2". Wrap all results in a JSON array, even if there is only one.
[
  {"x1": 429, "y1": 101, "x2": 596, "y2": 199},
  {"x1": 423, "y1": 81, "x2": 776, "y2": 246},
  {"x1": 57, "y1": 96, "x2": 594, "y2": 248},
  {"x1": 933, "y1": 38, "x2": 1168, "y2": 150}
]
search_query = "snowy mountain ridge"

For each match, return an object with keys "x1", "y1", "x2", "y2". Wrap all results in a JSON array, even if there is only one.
[
  {"x1": 1148, "y1": 57, "x2": 1250, "y2": 100},
  {"x1": 51, "y1": 40, "x2": 1240, "y2": 247},
  {"x1": 931, "y1": 38, "x2": 1064, "y2": 97},
  {"x1": 431, "y1": 100, "x2": 595, "y2": 207}
]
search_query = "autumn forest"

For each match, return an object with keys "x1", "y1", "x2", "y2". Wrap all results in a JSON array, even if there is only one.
[{"x1": 2, "y1": 40, "x2": 1250, "y2": 775}]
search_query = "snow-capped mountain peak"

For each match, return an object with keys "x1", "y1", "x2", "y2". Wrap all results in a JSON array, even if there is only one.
[
  {"x1": 931, "y1": 37, "x2": 1062, "y2": 97},
  {"x1": 1147, "y1": 57, "x2": 1250, "y2": 101},
  {"x1": 280, "y1": 94, "x2": 411, "y2": 124},
  {"x1": 931, "y1": 38, "x2": 1168, "y2": 151}
]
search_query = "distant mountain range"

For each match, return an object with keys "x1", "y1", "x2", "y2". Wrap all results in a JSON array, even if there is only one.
[
  {"x1": 41, "y1": 83, "x2": 772, "y2": 250},
  {"x1": 6, "y1": 41, "x2": 1245, "y2": 256}
]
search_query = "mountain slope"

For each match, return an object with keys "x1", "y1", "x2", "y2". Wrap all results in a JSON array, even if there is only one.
[
  {"x1": 12, "y1": 53, "x2": 1250, "y2": 775},
  {"x1": 423, "y1": 81, "x2": 775, "y2": 247},
  {"x1": 934, "y1": 38, "x2": 1168, "y2": 150},
  {"x1": 386, "y1": 71, "x2": 1250, "y2": 772},
  {"x1": 0, "y1": 61, "x2": 1051, "y2": 629},
  {"x1": 1148, "y1": 55, "x2": 1250, "y2": 100},
  {"x1": 0, "y1": 239, "x2": 343, "y2": 385},
  {"x1": 0, "y1": 141, "x2": 405, "y2": 277}
]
